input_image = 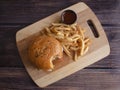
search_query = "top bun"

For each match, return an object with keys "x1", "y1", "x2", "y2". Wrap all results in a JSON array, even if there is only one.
[{"x1": 28, "y1": 35, "x2": 63, "y2": 71}]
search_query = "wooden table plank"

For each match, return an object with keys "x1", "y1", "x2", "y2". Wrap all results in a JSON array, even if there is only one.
[
  {"x1": 0, "y1": 68, "x2": 120, "y2": 90},
  {"x1": 0, "y1": 0, "x2": 120, "y2": 89},
  {"x1": 0, "y1": 0, "x2": 120, "y2": 24}
]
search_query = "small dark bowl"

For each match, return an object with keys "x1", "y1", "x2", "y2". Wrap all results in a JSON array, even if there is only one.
[{"x1": 61, "y1": 10, "x2": 77, "y2": 24}]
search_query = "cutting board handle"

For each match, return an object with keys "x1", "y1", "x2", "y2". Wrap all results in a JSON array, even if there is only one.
[{"x1": 87, "y1": 20, "x2": 99, "y2": 38}]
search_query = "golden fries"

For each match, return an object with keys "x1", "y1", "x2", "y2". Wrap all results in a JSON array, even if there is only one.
[{"x1": 43, "y1": 23, "x2": 91, "y2": 61}]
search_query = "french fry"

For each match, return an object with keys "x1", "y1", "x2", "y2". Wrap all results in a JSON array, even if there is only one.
[
  {"x1": 84, "y1": 38, "x2": 91, "y2": 46},
  {"x1": 74, "y1": 51, "x2": 78, "y2": 61},
  {"x1": 77, "y1": 25, "x2": 85, "y2": 39},
  {"x1": 45, "y1": 27, "x2": 51, "y2": 33},
  {"x1": 62, "y1": 44, "x2": 72, "y2": 58},
  {"x1": 84, "y1": 37, "x2": 90, "y2": 43},
  {"x1": 78, "y1": 38, "x2": 85, "y2": 56},
  {"x1": 43, "y1": 23, "x2": 91, "y2": 61},
  {"x1": 83, "y1": 46, "x2": 89, "y2": 55},
  {"x1": 70, "y1": 46, "x2": 80, "y2": 51},
  {"x1": 52, "y1": 23, "x2": 69, "y2": 27}
]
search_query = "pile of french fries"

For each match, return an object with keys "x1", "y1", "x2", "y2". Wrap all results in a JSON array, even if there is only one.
[{"x1": 43, "y1": 23, "x2": 91, "y2": 61}]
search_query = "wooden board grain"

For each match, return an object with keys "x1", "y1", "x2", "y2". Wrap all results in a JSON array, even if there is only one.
[
  {"x1": 0, "y1": 68, "x2": 120, "y2": 90},
  {"x1": 16, "y1": 2, "x2": 110, "y2": 87}
]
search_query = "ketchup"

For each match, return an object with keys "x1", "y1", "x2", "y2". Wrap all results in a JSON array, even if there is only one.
[{"x1": 61, "y1": 10, "x2": 77, "y2": 24}]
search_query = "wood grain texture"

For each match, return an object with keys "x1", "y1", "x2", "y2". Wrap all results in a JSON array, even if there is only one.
[
  {"x1": 0, "y1": 0, "x2": 119, "y2": 25},
  {"x1": 16, "y1": 2, "x2": 110, "y2": 87},
  {"x1": 0, "y1": 0, "x2": 120, "y2": 90},
  {"x1": 0, "y1": 68, "x2": 120, "y2": 90}
]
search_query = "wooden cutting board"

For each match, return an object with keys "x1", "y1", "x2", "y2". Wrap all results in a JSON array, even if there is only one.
[{"x1": 16, "y1": 2, "x2": 110, "y2": 87}]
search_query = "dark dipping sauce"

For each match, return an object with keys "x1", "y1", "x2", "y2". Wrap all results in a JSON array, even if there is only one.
[{"x1": 61, "y1": 10, "x2": 77, "y2": 24}]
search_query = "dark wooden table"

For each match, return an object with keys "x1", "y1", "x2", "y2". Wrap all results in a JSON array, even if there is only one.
[{"x1": 0, "y1": 0, "x2": 120, "y2": 90}]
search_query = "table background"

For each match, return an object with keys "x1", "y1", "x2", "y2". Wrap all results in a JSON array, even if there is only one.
[{"x1": 0, "y1": 0, "x2": 120, "y2": 90}]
